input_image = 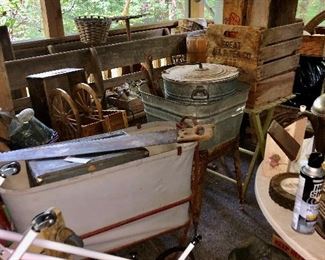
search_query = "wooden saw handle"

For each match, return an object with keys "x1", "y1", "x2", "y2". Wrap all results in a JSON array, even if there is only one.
[{"x1": 177, "y1": 124, "x2": 214, "y2": 142}]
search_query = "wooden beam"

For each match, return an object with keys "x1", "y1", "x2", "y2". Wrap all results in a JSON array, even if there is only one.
[
  {"x1": 0, "y1": 26, "x2": 15, "y2": 61},
  {"x1": 0, "y1": 44, "x2": 14, "y2": 143},
  {"x1": 190, "y1": 0, "x2": 204, "y2": 18},
  {"x1": 40, "y1": 0, "x2": 64, "y2": 38}
]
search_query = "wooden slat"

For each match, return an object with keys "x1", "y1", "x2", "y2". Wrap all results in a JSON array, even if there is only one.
[
  {"x1": 267, "y1": 0, "x2": 298, "y2": 28},
  {"x1": 259, "y1": 38, "x2": 302, "y2": 63},
  {"x1": 223, "y1": 0, "x2": 247, "y2": 25},
  {"x1": 190, "y1": 0, "x2": 204, "y2": 18},
  {"x1": 97, "y1": 34, "x2": 187, "y2": 70},
  {"x1": 13, "y1": 96, "x2": 32, "y2": 111},
  {"x1": 258, "y1": 54, "x2": 300, "y2": 80},
  {"x1": 5, "y1": 49, "x2": 90, "y2": 90},
  {"x1": 0, "y1": 26, "x2": 15, "y2": 60},
  {"x1": 262, "y1": 21, "x2": 304, "y2": 46},
  {"x1": 40, "y1": 0, "x2": 64, "y2": 37},
  {"x1": 246, "y1": 0, "x2": 271, "y2": 28},
  {"x1": 103, "y1": 66, "x2": 169, "y2": 90},
  {"x1": 15, "y1": 46, "x2": 49, "y2": 59},
  {"x1": 0, "y1": 45, "x2": 14, "y2": 112},
  {"x1": 104, "y1": 71, "x2": 144, "y2": 90},
  {"x1": 246, "y1": 71, "x2": 295, "y2": 108},
  {"x1": 12, "y1": 21, "x2": 177, "y2": 51},
  {"x1": 48, "y1": 28, "x2": 166, "y2": 54}
]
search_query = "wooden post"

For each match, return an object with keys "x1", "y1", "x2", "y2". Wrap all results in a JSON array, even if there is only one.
[
  {"x1": 40, "y1": 0, "x2": 65, "y2": 38},
  {"x1": 0, "y1": 26, "x2": 15, "y2": 61},
  {"x1": 190, "y1": 0, "x2": 204, "y2": 18},
  {"x1": 0, "y1": 44, "x2": 14, "y2": 150}
]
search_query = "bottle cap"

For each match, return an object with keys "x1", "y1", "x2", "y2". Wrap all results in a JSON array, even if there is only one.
[{"x1": 308, "y1": 152, "x2": 325, "y2": 168}]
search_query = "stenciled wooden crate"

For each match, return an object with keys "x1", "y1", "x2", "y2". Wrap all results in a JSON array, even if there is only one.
[
  {"x1": 207, "y1": 21, "x2": 303, "y2": 108},
  {"x1": 300, "y1": 35, "x2": 325, "y2": 57}
]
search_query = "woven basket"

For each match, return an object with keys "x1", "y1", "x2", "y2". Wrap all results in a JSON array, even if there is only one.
[{"x1": 75, "y1": 16, "x2": 112, "y2": 45}]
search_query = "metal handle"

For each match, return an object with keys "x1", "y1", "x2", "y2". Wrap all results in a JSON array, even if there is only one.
[
  {"x1": 31, "y1": 208, "x2": 57, "y2": 232},
  {"x1": 191, "y1": 86, "x2": 209, "y2": 100},
  {"x1": 0, "y1": 162, "x2": 20, "y2": 179}
]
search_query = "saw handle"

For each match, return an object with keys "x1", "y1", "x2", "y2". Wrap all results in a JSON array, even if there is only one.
[{"x1": 177, "y1": 124, "x2": 213, "y2": 142}]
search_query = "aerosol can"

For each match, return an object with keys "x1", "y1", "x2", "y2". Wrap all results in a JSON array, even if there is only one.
[{"x1": 292, "y1": 152, "x2": 325, "y2": 234}]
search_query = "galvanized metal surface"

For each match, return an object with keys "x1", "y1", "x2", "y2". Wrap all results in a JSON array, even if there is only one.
[
  {"x1": 140, "y1": 84, "x2": 250, "y2": 150},
  {"x1": 311, "y1": 93, "x2": 325, "y2": 118},
  {"x1": 28, "y1": 149, "x2": 149, "y2": 185},
  {"x1": 161, "y1": 63, "x2": 239, "y2": 103},
  {"x1": 0, "y1": 130, "x2": 177, "y2": 162}
]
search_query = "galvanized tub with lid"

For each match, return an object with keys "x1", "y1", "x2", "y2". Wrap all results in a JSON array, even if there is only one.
[
  {"x1": 140, "y1": 83, "x2": 250, "y2": 151},
  {"x1": 161, "y1": 63, "x2": 239, "y2": 103}
]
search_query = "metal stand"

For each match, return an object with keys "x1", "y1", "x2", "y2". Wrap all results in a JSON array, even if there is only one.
[{"x1": 240, "y1": 95, "x2": 296, "y2": 199}]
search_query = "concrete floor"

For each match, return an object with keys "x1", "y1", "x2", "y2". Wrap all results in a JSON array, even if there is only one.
[{"x1": 116, "y1": 155, "x2": 274, "y2": 260}]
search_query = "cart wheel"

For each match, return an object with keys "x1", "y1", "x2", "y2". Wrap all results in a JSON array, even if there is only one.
[
  {"x1": 156, "y1": 247, "x2": 195, "y2": 260},
  {"x1": 50, "y1": 88, "x2": 81, "y2": 140},
  {"x1": 73, "y1": 83, "x2": 103, "y2": 119}
]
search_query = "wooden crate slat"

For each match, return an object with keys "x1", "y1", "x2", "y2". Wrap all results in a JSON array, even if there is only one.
[
  {"x1": 246, "y1": 71, "x2": 295, "y2": 108},
  {"x1": 300, "y1": 35, "x2": 325, "y2": 57},
  {"x1": 5, "y1": 49, "x2": 90, "y2": 90},
  {"x1": 261, "y1": 21, "x2": 303, "y2": 46},
  {"x1": 97, "y1": 34, "x2": 187, "y2": 70},
  {"x1": 257, "y1": 54, "x2": 300, "y2": 80},
  {"x1": 259, "y1": 38, "x2": 301, "y2": 63},
  {"x1": 13, "y1": 96, "x2": 32, "y2": 111}
]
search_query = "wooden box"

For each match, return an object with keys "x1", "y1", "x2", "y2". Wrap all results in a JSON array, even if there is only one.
[
  {"x1": 207, "y1": 21, "x2": 303, "y2": 108},
  {"x1": 300, "y1": 35, "x2": 325, "y2": 57},
  {"x1": 26, "y1": 68, "x2": 86, "y2": 126},
  {"x1": 102, "y1": 110, "x2": 128, "y2": 132}
]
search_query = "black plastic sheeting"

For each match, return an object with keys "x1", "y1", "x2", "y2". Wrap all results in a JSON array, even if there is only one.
[{"x1": 285, "y1": 56, "x2": 325, "y2": 109}]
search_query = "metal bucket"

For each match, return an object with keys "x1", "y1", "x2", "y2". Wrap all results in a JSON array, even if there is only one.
[{"x1": 140, "y1": 83, "x2": 250, "y2": 151}]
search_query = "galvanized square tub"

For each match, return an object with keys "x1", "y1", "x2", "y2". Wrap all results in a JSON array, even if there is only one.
[{"x1": 140, "y1": 83, "x2": 250, "y2": 151}]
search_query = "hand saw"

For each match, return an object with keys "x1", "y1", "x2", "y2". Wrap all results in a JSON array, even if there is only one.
[{"x1": 0, "y1": 124, "x2": 213, "y2": 162}]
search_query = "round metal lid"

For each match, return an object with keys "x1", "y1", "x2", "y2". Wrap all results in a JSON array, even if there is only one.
[
  {"x1": 311, "y1": 94, "x2": 325, "y2": 117},
  {"x1": 162, "y1": 63, "x2": 239, "y2": 84}
]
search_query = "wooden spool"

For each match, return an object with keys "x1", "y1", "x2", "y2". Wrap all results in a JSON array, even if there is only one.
[{"x1": 186, "y1": 32, "x2": 208, "y2": 63}]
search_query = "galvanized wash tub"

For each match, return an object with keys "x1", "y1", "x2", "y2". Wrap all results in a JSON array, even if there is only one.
[
  {"x1": 140, "y1": 83, "x2": 250, "y2": 151},
  {"x1": 161, "y1": 63, "x2": 239, "y2": 103}
]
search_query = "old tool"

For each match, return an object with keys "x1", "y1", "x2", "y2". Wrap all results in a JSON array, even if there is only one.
[{"x1": 0, "y1": 124, "x2": 213, "y2": 162}]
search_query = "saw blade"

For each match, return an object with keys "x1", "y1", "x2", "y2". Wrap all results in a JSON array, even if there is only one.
[{"x1": 0, "y1": 130, "x2": 177, "y2": 162}]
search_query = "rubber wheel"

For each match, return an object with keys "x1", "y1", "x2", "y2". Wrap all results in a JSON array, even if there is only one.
[
  {"x1": 156, "y1": 247, "x2": 195, "y2": 260},
  {"x1": 269, "y1": 172, "x2": 299, "y2": 210}
]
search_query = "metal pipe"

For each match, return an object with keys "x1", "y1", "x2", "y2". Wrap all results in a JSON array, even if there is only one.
[
  {"x1": 0, "y1": 230, "x2": 129, "y2": 260},
  {"x1": 206, "y1": 168, "x2": 237, "y2": 184},
  {"x1": 8, "y1": 229, "x2": 38, "y2": 260}
]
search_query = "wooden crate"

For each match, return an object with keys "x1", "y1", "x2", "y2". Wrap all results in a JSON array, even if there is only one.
[
  {"x1": 207, "y1": 20, "x2": 303, "y2": 108},
  {"x1": 300, "y1": 35, "x2": 325, "y2": 57}
]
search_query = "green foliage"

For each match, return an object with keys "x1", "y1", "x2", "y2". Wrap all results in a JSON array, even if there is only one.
[
  {"x1": 0, "y1": 0, "x2": 323, "y2": 41},
  {"x1": 296, "y1": 0, "x2": 324, "y2": 25},
  {"x1": 0, "y1": 0, "x2": 43, "y2": 41},
  {"x1": 62, "y1": 0, "x2": 187, "y2": 34}
]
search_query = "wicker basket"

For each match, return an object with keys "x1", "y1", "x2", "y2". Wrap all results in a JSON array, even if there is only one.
[{"x1": 75, "y1": 16, "x2": 112, "y2": 45}]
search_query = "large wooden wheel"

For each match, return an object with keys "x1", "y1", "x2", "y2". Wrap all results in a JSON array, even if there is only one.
[
  {"x1": 50, "y1": 88, "x2": 81, "y2": 140},
  {"x1": 73, "y1": 83, "x2": 103, "y2": 119}
]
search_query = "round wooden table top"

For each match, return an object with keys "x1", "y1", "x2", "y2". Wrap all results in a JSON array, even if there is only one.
[{"x1": 255, "y1": 163, "x2": 325, "y2": 260}]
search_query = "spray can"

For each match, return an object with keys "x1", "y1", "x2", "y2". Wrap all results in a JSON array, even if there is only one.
[{"x1": 292, "y1": 152, "x2": 325, "y2": 234}]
